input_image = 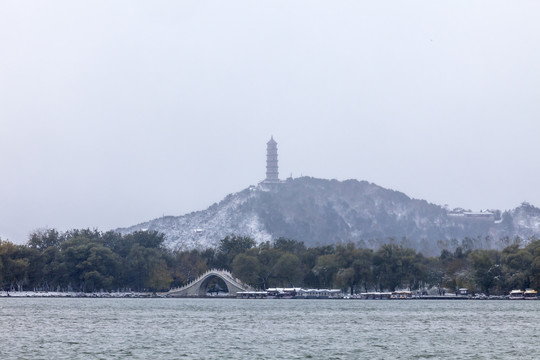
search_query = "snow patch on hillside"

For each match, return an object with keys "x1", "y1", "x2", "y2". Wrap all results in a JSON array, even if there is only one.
[{"x1": 117, "y1": 189, "x2": 272, "y2": 250}]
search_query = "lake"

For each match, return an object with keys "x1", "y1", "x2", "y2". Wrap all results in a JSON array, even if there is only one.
[{"x1": 0, "y1": 298, "x2": 538, "y2": 359}]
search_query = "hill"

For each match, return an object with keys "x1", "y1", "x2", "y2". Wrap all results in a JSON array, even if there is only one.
[{"x1": 116, "y1": 177, "x2": 540, "y2": 254}]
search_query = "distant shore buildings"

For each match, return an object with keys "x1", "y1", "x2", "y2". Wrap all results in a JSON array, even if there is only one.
[{"x1": 447, "y1": 208, "x2": 496, "y2": 222}]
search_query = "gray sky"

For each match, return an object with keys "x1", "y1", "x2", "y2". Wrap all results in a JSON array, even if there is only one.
[{"x1": 1, "y1": 1, "x2": 539, "y2": 244}]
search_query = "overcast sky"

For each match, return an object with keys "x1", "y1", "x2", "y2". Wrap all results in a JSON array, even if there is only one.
[{"x1": 1, "y1": 1, "x2": 539, "y2": 244}]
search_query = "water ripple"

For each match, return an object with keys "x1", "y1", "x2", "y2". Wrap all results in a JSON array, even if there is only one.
[{"x1": 0, "y1": 298, "x2": 539, "y2": 359}]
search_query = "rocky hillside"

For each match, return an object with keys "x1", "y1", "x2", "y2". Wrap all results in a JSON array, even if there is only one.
[{"x1": 116, "y1": 177, "x2": 540, "y2": 254}]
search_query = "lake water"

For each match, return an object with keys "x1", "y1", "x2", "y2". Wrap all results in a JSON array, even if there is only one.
[{"x1": 0, "y1": 298, "x2": 538, "y2": 359}]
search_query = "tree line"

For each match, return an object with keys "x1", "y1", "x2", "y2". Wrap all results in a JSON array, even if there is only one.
[{"x1": 1, "y1": 230, "x2": 539, "y2": 295}]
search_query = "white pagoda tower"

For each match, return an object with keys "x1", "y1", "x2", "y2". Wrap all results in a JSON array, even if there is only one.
[{"x1": 265, "y1": 136, "x2": 280, "y2": 183}]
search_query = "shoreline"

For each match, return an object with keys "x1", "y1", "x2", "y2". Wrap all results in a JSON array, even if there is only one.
[
  {"x1": 0, "y1": 291, "x2": 166, "y2": 298},
  {"x1": 1, "y1": 291, "x2": 534, "y2": 300}
]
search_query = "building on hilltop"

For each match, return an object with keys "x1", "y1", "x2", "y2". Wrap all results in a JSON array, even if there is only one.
[{"x1": 263, "y1": 136, "x2": 280, "y2": 184}]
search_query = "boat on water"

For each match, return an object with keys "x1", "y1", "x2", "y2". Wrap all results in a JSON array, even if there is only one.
[
  {"x1": 523, "y1": 289, "x2": 538, "y2": 300},
  {"x1": 359, "y1": 292, "x2": 392, "y2": 300},
  {"x1": 266, "y1": 288, "x2": 301, "y2": 299},
  {"x1": 390, "y1": 290, "x2": 413, "y2": 299},
  {"x1": 509, "y1": 290, "x2": 524, "y2": 300},
  {"x1": 296, "y1": 289, "x2": 342, "y2": 299}
]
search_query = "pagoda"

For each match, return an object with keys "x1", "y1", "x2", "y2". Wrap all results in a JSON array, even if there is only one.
[{"x1": 265, "y1": 136, "x2": 280, "y2": 183}]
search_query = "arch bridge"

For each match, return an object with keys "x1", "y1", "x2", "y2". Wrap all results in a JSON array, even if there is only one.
[{"x1": 167, "y1": 269, "x2": 251, "y2": 297}]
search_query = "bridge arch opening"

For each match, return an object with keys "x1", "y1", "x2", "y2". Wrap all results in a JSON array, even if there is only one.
[{"x1": 198, "y1": 275, "x2": 230, "y2": 296}]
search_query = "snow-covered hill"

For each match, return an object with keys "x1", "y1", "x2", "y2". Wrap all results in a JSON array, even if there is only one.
[{"x1": 116, "y1": 177, "x2": 540, "y2": 253}]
